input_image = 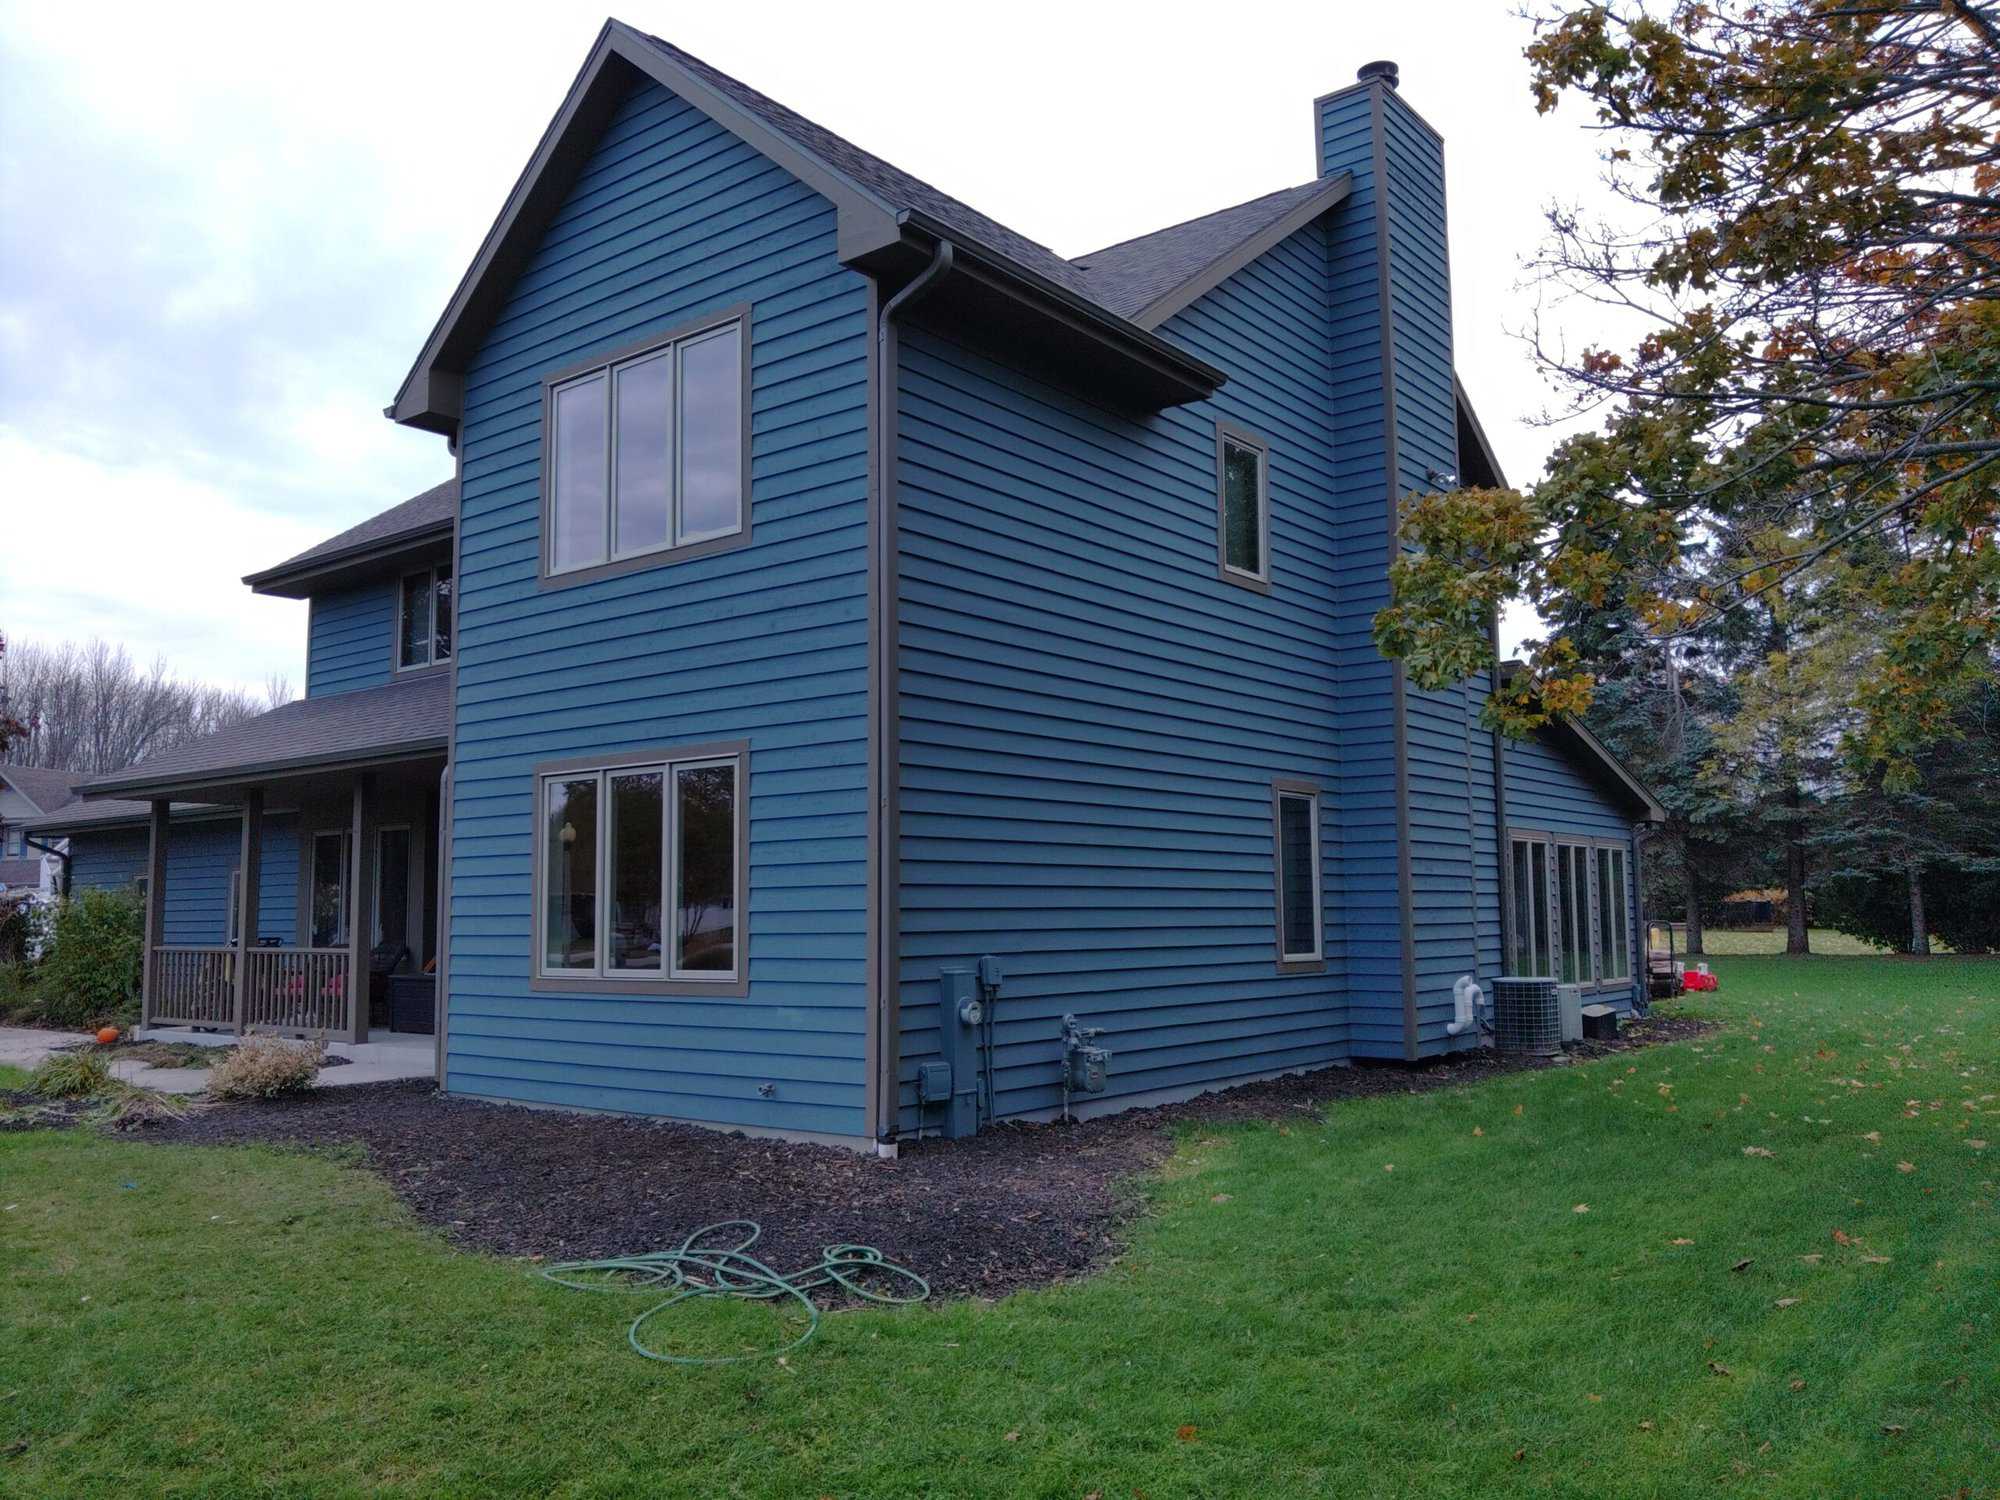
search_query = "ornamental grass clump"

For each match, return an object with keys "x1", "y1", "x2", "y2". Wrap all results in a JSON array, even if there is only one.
[
  {"x1": 30, "y1": 1049, "x2": 110, "y2": 1099},
  {"x1": 207, "y1": 1037, "x2": 325, "y2": 1100}
]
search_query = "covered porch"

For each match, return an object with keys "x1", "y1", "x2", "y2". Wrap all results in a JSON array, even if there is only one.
[
  {"x1": 69, "y1": 675, "x2": 453, "y2": 1045},
  {"x1": 139, "y1": 759, "x2": 444, "y2": 1042}
]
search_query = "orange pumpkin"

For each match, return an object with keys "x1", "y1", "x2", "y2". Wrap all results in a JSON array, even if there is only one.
[{"x1": 95, "y1": 1026, "x2": 120, "y2": 1046}]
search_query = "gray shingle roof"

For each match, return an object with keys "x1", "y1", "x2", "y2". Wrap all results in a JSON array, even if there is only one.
[
  {"x1": 20, "y1": 798, "x2": 227, "y2": 834},
  {"x1": 0, "y1": 765, "x2": 84, "y2": 814},
  {"x1": 639, "y1": 33, "x2": 1101, "y2": 303},
  {"x1": 1073, "y1": 180, "x2": 1342, "y2": 321},
  {"x1": 77, "y1": 673, "x2": 450, "y2": 799},
  {"x1": 246, "y1": 479, "x2": 456, "y2": 588}
]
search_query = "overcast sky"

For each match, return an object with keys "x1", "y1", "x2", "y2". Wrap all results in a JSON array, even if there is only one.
[{"x1": 0, "y1": 0, "x2": 1613, "y2": 694}]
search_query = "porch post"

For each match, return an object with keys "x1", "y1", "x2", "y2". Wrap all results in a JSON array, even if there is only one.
[
  {"x1": 346, "y1": 773, "x2": 373, "y2": 1043},
  {"x1": 140, "y1": 799, "x2": 169, "y2": 1027},
  {"x1": 232, "y1": 789, "x2": 263, "y2": 1035}
]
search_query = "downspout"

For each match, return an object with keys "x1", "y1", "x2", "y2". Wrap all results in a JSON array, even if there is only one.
[
  {"x1": 872, "y1": 239, "x2": 955, "y2": 1150},
  {"x1": 1631, "y1": 819, "x2": 1654, "y2": 1015},
  {"x1": 23, "y1": 835, "x2": 70, "y2": 899}
]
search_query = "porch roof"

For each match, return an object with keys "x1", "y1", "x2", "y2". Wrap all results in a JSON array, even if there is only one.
[{"x1": 74, "y1": 673, "x2": 449, "y2": 804}]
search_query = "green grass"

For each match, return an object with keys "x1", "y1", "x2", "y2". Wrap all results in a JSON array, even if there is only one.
[
  {"x1": 0, "y1": 1061, "x2": 32, "y2": 1091},
  {"x1": 1691, "y1": 928, "x2": 1901, "y2": 956},
  {"x1": 4, "y1": 958, "x2": 1995, "y2": 1498}
]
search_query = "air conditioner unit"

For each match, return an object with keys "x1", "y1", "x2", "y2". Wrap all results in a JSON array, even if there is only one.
[
  {"x1": 1558, "y1": 984, "x2": 1585, "y2": 1045},
  {"x1": 1491, "y1": 976, "x2": 1561, "y2": 1056}
]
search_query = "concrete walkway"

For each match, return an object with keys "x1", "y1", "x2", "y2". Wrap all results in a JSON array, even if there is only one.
[{"x1": 0, "y1": 1025, "x2": 434, "y2": 1093}]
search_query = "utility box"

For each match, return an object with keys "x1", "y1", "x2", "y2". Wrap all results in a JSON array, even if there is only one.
[
  {"x1": 1581, "y1": 1003, "x2": 1620, "y2": 1041},
  {"x1": 1061, "y1": 1014, "x2": 1110, "y2": 1096},
  {"x1": 932, "y1": 969, "x2": 984, "y2": 1139},
  {"x1": 1557, "y1": 984, "x2": 1586, "y2": 1045}
]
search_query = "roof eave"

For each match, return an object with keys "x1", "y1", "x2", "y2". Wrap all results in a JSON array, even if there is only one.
[
  {"x1": 243, "y1": 521, "x2": 456, "y2": 598},
  {"x1": 1126, "y1": 171, "x2": 1355, "y2": 331},
  {"x1": 74, "y1": 737, "x2": 450, "y2": 805}
]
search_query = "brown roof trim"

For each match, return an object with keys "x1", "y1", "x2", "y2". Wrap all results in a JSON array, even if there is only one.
[{"x1": 1453, "y1": 376, "x2": 1508, "y2": 489}]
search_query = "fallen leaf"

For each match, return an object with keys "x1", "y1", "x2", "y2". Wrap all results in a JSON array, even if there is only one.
[
  {"x1": 1383, "y1": 1164, "x2": 1394, "y2": 1173},
  {"x1": 1004, "y1": 1431, "x2": 1020, "y2": 1443},
  {"x1": 1175, "y1": 1425, "x2": 1198, "y2": 1442},
  {"x1": 1671, "y1": 1237, "x2": 1695, "y2": 1246},
  {"x1": 1969, "y1": 1139, "x2": 1988, "y2": 1149},
  {"x1": 1790, "y1": 1379, "x2": 1807, "y2": 1391},
  {"x1": 1472, "y1": 1126, "x2": 1484, "y2": 1137},
  {"x1": 1774, "y1": 1297, "x2": 1800, "y2": 1308},
  {"x1": 1210, "y1": 1193, "x2": 1233, "y2": 1204},
  {"x1": 1638, "y1": 1419, "x2": 1654, "y2": 1431},
  {"x1": 1742, "y1": 1145, "x2": 1775, "y2": 1158},
  {"x1": 1586, "y1": 1393, "x2": 1602, "y2": 1402},
  {"x1": 1732, "y1": 1258, "x2": 1754, "y2": 1273},
  {"x1": 1881, "y1": 1424, "x2": 1905, "y2": 1436},
  {"x1": 1862, "y1": 1131, "x2": 1883, "y2": 1144},
  {"x1": 1085, "y1": 1492, "x2": 1101, "y2": 1500},
  {"x1": 1573, "y1": 1203, "x2": 1590, "y2": 1214},
  {"x1": 1832, "y1": 1229, "x2": 1854, "y2": 1245},
  {"x1": 1896, "y1": 1161, "x2": 1916, "y2": 1173},
  {"x1": 1511, "y1": 1448, "x2": 1526, "y2": 1462},
  {"x1": 1862, "y1": 1254, "x2": 1892, "y2": 1264},
  {"x1": 1799, "y1": 1253, "x2": 1823, "y2": 1264},
  {"x1": 1708, "y1": 1361, "x2": 1732, "y2": 1377},
  {"x1": 1512, "y1": 1105, "x2": 1524, "y2": 1117},
  {"x1": 1466, "y1": 1313, "x2": 1478, "y2": 1322}
]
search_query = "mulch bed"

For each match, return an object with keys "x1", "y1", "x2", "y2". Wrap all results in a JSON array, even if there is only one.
[{"x1": 130, "y1": 1012, "x2": 1711, "y2": 1299}]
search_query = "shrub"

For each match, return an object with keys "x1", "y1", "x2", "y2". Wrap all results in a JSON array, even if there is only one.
[
  {"x1": 36, "y1": 887, "x2": 144, "y2": 1028},
  {"x1": 0, "y1": 959, "x2": 42, "y2": 1023},
  {"x1": 207, "y1": 1037, "x2": 324, "y2": 1100},
  {"x1": 30, "y1": 1049, "x2": 110, "y2": 1098}
]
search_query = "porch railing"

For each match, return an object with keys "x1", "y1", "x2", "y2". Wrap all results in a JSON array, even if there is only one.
[
  {"x1": 149, "y1": 946, "x2": 235, "y2": 1027},
  {"x1": 145, "y1": 945, "x2": 354, "y2": 1036},
  {"x1": 243, "y1": 947, "x2": 353, "y2": 1036}
]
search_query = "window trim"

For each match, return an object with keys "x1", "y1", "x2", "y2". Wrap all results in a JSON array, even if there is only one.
[
  {"x1": 530, "y1": 739, "x2": 750, "y2": 997},
  {"x1": 1507, "y1": 828, "x2": 1634, "y2": 990},
  {"x1": 1272, "y1": 777, "x2": 1326, "y2": 973},
  {"x1": 1216, "y1": 421, "x2": 1272, "y2": 594},
  {"x1": 394, "y1": 563, "x2": 454, "y2": 674},
  {"x1": 538, "y1": 305, "x2": 753, "y2": 589}
]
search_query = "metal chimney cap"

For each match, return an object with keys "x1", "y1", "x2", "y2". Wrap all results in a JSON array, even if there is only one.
[{"x1": 1357, "y1": 59, "x2": 1400, "y2": 89}]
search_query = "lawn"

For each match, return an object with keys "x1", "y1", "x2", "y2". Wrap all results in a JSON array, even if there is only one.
[
  {"x1": 1691, "y1": 927, "x2": 1902, "y2": 956},
  {"x1": 4, "y1": 958, "x2": 1995, "y2": 1498}
]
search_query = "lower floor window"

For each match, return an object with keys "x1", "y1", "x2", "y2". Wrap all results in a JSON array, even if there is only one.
[
  {"x1": 1509, "y1": 833, "x2": 1629, "y2": 985},
  {"x1": 1274, "y1": 780, "x2": 1324, "y2": 967},
  {"x1": 539, "y1": 747, "x2": 743, "y2": 984}
]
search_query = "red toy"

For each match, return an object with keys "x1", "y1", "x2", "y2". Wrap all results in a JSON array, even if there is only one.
[{"x1": 1682, "y1": 971, "x2": 1719, "y2": 992}]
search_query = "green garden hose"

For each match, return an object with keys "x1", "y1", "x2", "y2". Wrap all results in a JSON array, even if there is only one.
[{"x1": 537, "y1": 1220, "x2": 929, "y2": 1366}]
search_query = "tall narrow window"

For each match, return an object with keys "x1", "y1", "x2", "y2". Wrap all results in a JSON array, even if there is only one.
[
  {"x1": 1510, "y1": 836, "x2": 1557, "y2": 977},
  {"x1": 543, "y1": 777, "x2": 599, "y2": 972},
  {"x1": 674, "y1": 762, "x2": 737, "y2": 975},
  {"x1": 399, "y1": 564, "x2": 453, "y2": 670},
  {"x1": 545, "y1": 313, "x2": 747, "y2": 579},
  {"x1": 1217, "y1": 425, "x2": 1270, "y2": 588},
  {"x1": 608, "y1": 770, "x2": 664, "y2": 971},
  {"x1": 1598, "y1": 846, "x2": 1631, "y2": 981},
  {"x1": 1558, "y1": 844, "x2": 1592, "y2": 984},
  {"x1": 1274, "y1": 783, "x2": 1323, "y2": 967},
  {"x1": 310, "y1": 831, "x2": 348, "y2": 948},
  {"x1": 375, "y1": 827, "x2": 411, "y2": 950},
  {"x1": 534, "y1": 747, "x2": 745, "y2": 990}
]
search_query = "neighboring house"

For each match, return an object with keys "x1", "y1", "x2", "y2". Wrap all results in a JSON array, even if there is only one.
[
  {"x1": 0, "y1": 765, "x2": 83, "y2": 899},
  {"x1": 38, "y1": 25, "x2": 1661, "y2": 1150}
]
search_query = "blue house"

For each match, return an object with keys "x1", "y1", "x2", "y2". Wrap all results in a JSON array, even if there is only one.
[{"x1": 40, "y1": 25, "x2": 1661, "y2": 1150}]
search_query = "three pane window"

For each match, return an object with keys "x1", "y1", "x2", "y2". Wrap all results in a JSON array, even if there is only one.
[
  {"x1": 398, "y1": 564, "x2": 453, "y2": 670},
  {"x1": 1275, "y1": 785, "x2": 1323, "y2": 966},
  {"x1": 547, "y1": 317, "x2": 745, "y2": 577},
  {"x1": 539, "y1": 751, "x2": 742, "y2": 984},
  {"x1": 1508, "y1": 835, "x2": 1630, "y2": 984}
]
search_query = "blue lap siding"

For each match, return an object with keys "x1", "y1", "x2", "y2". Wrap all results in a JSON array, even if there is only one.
[
  {"x1": 893, "y1": 214, "x2": 1345, "y2": 1127},
  {"x1": 69, "y1": 818, "x2": 300, "y2": 945},
  {"x1": 306, "y1": 580, "x2": 398, "y2": 698},
  {"x1": 443, "y1": 78, "x2": 874, "y2": 1137}
]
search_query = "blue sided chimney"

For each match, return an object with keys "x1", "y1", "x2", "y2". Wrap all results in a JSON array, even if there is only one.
[{"x1": 1311, "y1": 62, "x2": 1478, "y2": 1063}]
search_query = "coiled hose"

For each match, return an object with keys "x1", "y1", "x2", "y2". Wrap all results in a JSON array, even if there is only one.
[{"x1": 537, "y1": 1219, "x2": 929, "y2": 1366}]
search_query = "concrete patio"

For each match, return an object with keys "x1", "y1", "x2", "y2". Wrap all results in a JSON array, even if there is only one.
[{"x1": 0, "y1": 1025, "x2": 434, "y2": 1094}]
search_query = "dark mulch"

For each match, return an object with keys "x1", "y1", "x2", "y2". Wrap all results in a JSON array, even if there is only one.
[{"x1": 131, "y1": 1012, "x2": 1711, "y2": 1299}]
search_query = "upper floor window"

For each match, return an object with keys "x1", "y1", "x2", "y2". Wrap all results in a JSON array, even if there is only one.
[
  {"x1": 399, "y1": 564, "x2": 453, "y2": 670},
  {"x1": 1216, "y1": 423, "x2": 1270, "y2": 591},
  {"x1": 544, "y1": 311, "x2": 748, "y2": 581}
]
